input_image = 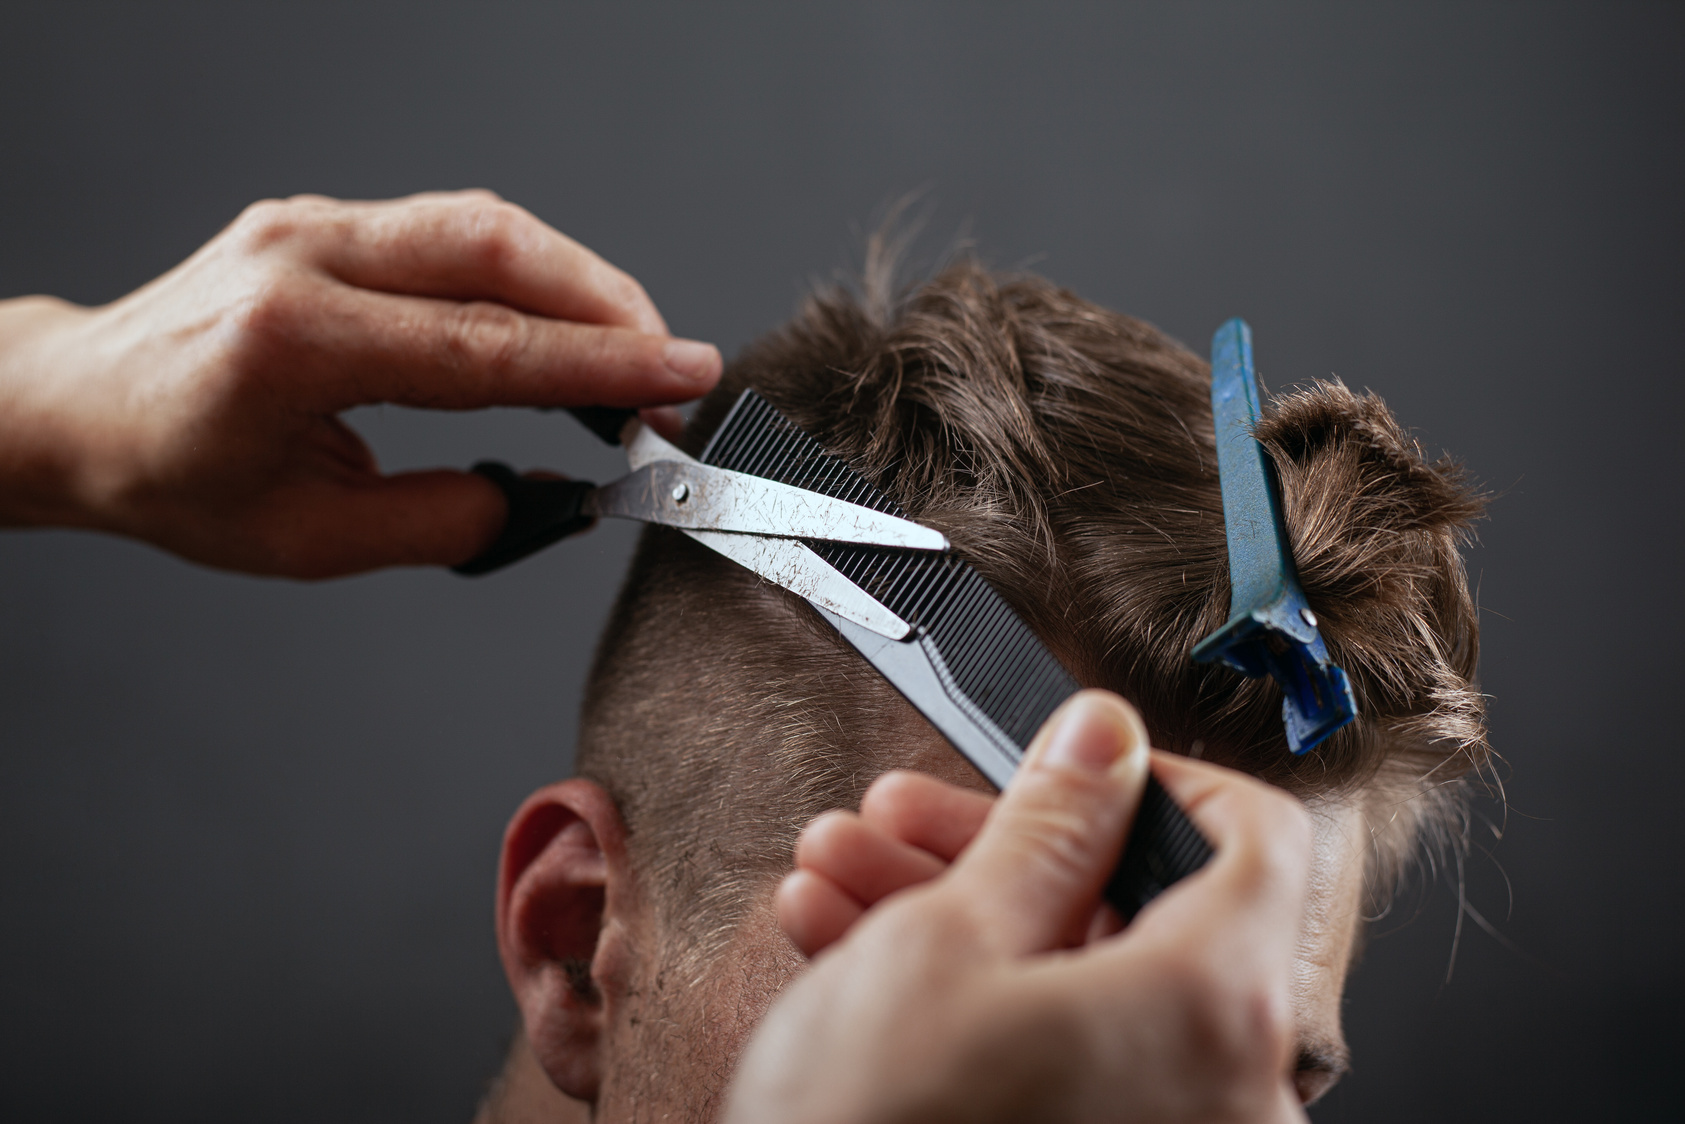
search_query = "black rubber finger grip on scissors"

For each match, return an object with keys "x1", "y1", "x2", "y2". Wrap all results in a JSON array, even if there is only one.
[
  {"x1": 452, "y1": 462, "x2": 596, "y2": 576},
  {"x1": 1102, "y1": 774, "x2": 1215, "y2": 924},
  {"x1": 566, "y1": 406, "x2": 638, "y2": 445}
]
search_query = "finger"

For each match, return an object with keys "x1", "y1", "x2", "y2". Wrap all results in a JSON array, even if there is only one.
[
  {"x1": 239, "y1": 469, "x2": 505, "y2": 578},
  {"x1": 298, "y1": 191, "x2": 670, "y2": 334},
  {"x1": 1272, "y1": 1080, "x2": 1315, "y2": 1122},
  {"x1": 1040, "y1": 755, "x2": 1312, "y2": 1101},
  {"x1": 639, "y1": 405, "x2": 687, "y2": 442},
  {"x1": 859, "y1": 770, "x2": 993, "y2": 862},
  {"x1": 776, "y1": 870, "x2": 865, "y2": 958},
  {"x1": 273, "y1": 283, "x2": 719, "y2": 411},
  {"x1": 1121, "y1": 753, "x2": 1312, "y2": 964},
  {"x1": 795, "y1": 810, "x2": 947, "y2": 906},
  {"x1": 938, "y1": 690, "x2": 1151, "y2": 956}
]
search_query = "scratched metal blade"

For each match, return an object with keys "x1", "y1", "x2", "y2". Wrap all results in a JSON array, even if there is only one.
[
  {"x1": 695, "y1": 388, "x2": 1216, "y2": 924},
  {"x1": 815, "y1": 606, "x2": 1022, "y2": 787},
  {"x1": 682, "y1": 529, "x2": 913, "y2": 640},
  {"x1": 587, "y1": 462, "x2": 948, "y2": 550}
]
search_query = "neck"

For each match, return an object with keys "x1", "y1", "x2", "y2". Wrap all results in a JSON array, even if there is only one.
[{"x1": 474, "y1": 1029, "x2": 593, "y2": 1124}]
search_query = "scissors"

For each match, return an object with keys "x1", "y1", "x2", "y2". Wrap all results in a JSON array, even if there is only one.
[
  {"x1": 452, "y1": 406, "x2": 948, "y2": 642},
  {"x1": 457, "y1": 396, "x2": 1214, "y2": 921}
]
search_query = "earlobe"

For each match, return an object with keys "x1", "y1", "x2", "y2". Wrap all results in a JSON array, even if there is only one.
[{"x1": 495, "y1": 778, "x2": 630, "y2": 1104}]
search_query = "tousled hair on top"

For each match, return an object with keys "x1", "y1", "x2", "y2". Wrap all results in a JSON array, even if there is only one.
[{"x1": 577, "y1": 250, "x2": 1488, "y2": 959}]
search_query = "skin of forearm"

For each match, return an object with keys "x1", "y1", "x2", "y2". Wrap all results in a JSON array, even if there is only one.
[{"x1": 0, "y1": 295, "x2": 104, "y2": 529}]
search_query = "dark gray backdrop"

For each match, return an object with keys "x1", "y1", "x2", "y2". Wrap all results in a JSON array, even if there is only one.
[{"x1": 3, "y1": 3, "x2": 1680, "y2": 1121}]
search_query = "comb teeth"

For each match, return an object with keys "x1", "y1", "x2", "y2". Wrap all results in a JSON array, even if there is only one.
[
  {"x1": 702, "y1": 391, "x2": 904, "y2": 515},
  {"x1": 702, "y1": 390, "x2": 1077, "y2": 751}
]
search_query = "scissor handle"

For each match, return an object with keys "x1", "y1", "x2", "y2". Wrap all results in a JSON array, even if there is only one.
[
  {"x1": 453, "y1": 408, "x2": 634, "y2": 576},
  {"x1": 566, "y1": 406, "x2": 637, "y2": 445},
  {"x1": 452, "y1": 462, "x2": 596, "y2": 576}
]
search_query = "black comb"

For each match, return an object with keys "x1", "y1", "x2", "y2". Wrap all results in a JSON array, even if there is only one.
[{"x1": 702, "y1": 389, "x2": 1214, "y2": 923}]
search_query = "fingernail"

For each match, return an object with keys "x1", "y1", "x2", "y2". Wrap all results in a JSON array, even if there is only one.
[
  {"x1": 663, "y1": 338, "x2": 721, "y2": 383},
  {"x1": 1039, "y1": 692, "x2": 1145, "y2": 776}
]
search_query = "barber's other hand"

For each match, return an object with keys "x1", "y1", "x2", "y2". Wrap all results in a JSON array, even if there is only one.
[
  {"x1": 726, "y1": 691, "x2": 1313, "y2": 1124},
  {"x1": 0, "y1": 191, "x2": 720, "y2": 577}
]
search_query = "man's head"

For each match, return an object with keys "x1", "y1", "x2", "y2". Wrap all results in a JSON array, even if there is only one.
[{"x1": 492, "y1": 256, "x2": 1487, "y2": 1118}]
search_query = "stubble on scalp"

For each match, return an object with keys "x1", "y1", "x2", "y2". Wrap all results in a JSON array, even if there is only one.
[{"x1": 598, "y1": 896, "x2": 806, "y2": 1124}]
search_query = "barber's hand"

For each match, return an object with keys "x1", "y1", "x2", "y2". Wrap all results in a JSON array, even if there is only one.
[
  {"x1": 725, "y1": 691, "x2": 1313, "y2": 1124},
  {"x1": 0, "y1": 191, "x2": 720, "y2": 577}
]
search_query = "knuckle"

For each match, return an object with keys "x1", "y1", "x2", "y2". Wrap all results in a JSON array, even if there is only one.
[
  {"x1": 441, "y1": 301, "x2": 533, "y2": 379},
  {"x1": 455, "y1": 198, "x2": 537, "y2": 272},
  {"x1": 230, "y1": 198, "x2": 290, "y2": 245},
  {"x1": 603, "y1": 268, "x2": 653, "y2": 314},
  {"x1": 796, "y1": 810, "x2": 855, "y2": 859},
  {"x1": 1159, "y1": 953, "x2": 1293, "y2": 1077},
  {"x1": 625, "y1": 328, "x2": 668, "y2": 369},
  {"x1": 229, "y1": 196, "x2": 324, "y2": 252},
  {"x1": 885, "y1": 887, "x2": 977, "y2": 959},
  {"x1": 225, "y1": 273, "x2": 311, "y2": 359},
  {"x1": 861, "y1": 770, "x2": 922, "y2": 820},
  {"x1": 1243, "y1": 789, "x2": 1315, "y2": 887},
  {"x1": 1012, "y1": 796, "x2": 1108, "y2": 885},
  {"x1": 1219, "y1": 977, "x2": 1293, "y2": 1063},
  {"x1": 1270, "y1": 786, "x2": 1315, "y2": 847},
  {"x1": 575, "y1": 326, "x2": 656, "y2": 386}
]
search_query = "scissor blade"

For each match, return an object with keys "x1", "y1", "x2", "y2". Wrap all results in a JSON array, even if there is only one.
[
  {"x1": 815, "y1": 605, "x2": 1021, "y2": 787},
  {"x1": 682, "y1": 529, "x2": 913, "y2": 640},
  {"x1": 586, "y1": 461, "x2": 949, "y2": 551}
]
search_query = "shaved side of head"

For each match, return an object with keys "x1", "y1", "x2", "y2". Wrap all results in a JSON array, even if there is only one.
[{"x1": 577, "y1": 252, "x2": 1488, "y2": 964}]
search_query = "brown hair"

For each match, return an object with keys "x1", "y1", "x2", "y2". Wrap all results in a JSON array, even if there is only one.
[{"x1": 577, "y1": 252, "x2": 1487, "y2": 956}]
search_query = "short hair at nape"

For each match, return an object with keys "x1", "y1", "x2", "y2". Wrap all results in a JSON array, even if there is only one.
[{"x1": 576, "y1": 248, "x2": 1488, "y2": 958}]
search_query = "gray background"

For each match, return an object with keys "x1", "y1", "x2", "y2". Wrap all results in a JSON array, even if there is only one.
[{"x1": 2, "y1": 2, "x2": 1680, "y2": 1120}]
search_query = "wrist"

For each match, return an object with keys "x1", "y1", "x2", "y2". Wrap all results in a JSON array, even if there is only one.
[{"x1": 0, "y1": 296, "x2": 103, "y2": 528}]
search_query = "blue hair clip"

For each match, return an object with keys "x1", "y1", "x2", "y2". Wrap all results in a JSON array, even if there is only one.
[{"x1": 1191, "y1": 319, "x2": 1357, "y2": 754}]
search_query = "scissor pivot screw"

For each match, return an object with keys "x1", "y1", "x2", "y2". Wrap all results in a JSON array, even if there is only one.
[
  {"x1": 671, "y1": 483, "x2": 690, "y2": 503},
  {"x1": 1300, "y1": 607, "x2": 1318, "y2": 627}
]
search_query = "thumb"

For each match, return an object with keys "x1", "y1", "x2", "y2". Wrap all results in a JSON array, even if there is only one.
[{"x1": 941, "y1": 690, "x2": 1151, "y2": 955}]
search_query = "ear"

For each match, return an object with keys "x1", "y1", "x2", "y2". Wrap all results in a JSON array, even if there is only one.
[{"x1": 495, "y1": 778, "x2": 635, "y2": 1104}]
